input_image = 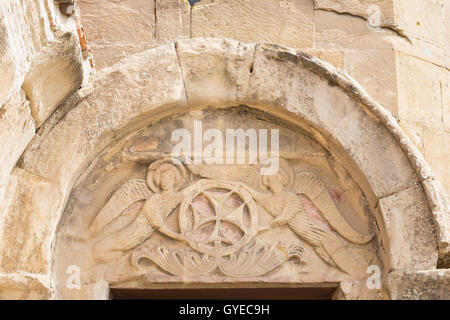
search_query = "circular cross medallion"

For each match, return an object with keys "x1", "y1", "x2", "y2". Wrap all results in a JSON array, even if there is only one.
[{"x1": 178, "y1": 180, "x2": 258, "y2": 256}]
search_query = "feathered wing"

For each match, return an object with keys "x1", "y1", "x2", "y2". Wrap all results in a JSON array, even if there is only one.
[
  {"x1": 186, "y1": 163, "x2": 262, "y2": 190},
  {"x1": 90, "y1": 179, "x2": 152, "y2": 234},
  {"x1": 292, "y1": 172, "x2": 373, "y2": 244}
]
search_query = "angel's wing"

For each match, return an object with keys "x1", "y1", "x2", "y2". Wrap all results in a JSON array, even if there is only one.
[
  {"x1": 293, "y1": 172, "x2": 373, "y2": 244},
  {"x1": 90, "y1": 179, "x2": 152, "y2": 234},
  {"x1": 187, "y1": 163, "x2": 262, "y2": 190}
]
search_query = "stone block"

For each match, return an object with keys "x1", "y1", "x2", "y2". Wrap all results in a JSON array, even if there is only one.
[
  {"x1": 422, "y1": 178, "x2": 450, "y2": 268},
  {"x1": 378, "y1": 185, "x2": 438, "y2": 271},
  {"x1": 387, "y1": 269, "x2": 450, "y2": 300},
  {"x1": 21, "y1": 44, "x2": 187, "y2": 192},
  {"x1": 0, "y1": 275, "x2": 51, "y2": 300},
  {"x1": 442, "y1": 69, "x2": 450, "y2": 132},
  {"x1": 423, "y1": 128, "x2": 450, "y2": 195},
  {"x1": 314, "y1": 0, "x2": 395, "y2": 27},
  {"x1": 192, "y1": 0, "x2": 314, "y2": 49},
  {"x1": 396, "y1": 52, "x2": 443, "y2": 129},
  {"x1": 393, "y1": 0, "x2": 445, "y2": 45},
  {"x1": 0, "y1": 91, "x2": 35, "y2": 204},
  {"x1": 22, "y1": 33, "x2": 84, "y2": 127},
  {"x1": 0, "y1": 169, "x2": 62, "y2": 274},
  {"x1": 156, "y1": 0, "x2": 190, "y2": 42},
  {"x1": 314, "y1": 9, "x2": 393, "y2": 51},
  {"x1": 344, "y1": 49, "x2": 398, "y2": 116},
  {"x1": 78, "y1": 0, "x2": 155, "y2": 45},
  {"x1": 176, "y1": 37, "x2": 255, "y2": 106}
]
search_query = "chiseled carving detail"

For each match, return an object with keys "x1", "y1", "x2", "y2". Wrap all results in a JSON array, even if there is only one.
[
  {"x1": 91, "y1": 158, "x2": 187, "y2": 262},
  {"x1": 132, "y1": 242, "x2": 304, "y2": 278},
  {"x1": 90, "y1": 157, "x2": 374, "y2": 278},
  {"x1": 188, "y1": 161, "x2": 375, "y2": 277},
  {"x1": 130, "y1": 179, "x2": 304, "y2": 277},
  {"x1": 251, "y1": 169, "x2": 374, "y2": 277}
]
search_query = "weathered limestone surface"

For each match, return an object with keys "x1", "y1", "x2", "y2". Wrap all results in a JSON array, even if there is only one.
[
  {"x1": 0, "y1": 43, "x2": 186, "y2": 276},
  {"x1": 333, "y1": 279, "x2": 384, "y2": 300},
  {"x1": 387, "y1": 269, "x2": 450, "y2": 300},
  {"x1": 0, "y1": 39, "x2": 444, "y2": 299},
  {"x1": 0, "y1": 0, "x2": 89, "y2": 124},
  {"x1": 73, "y1": 0, "x2": 449, "y2": 209},
  {"x1": 313, "y1": 1, "x2": 450, "y2": 200},
  {"x1": 0, "y1": 274, "x2": 52, "y2": 300},
  {"x1": 423, "y1": 129, "x2": 450, "y2": 201},
  {"x1": 303, "y1": 49, "x2": 344, "y2": 69},
  {"x1": 446, "y1": 0, "x2": 450, "y2": 66},
  {"x1": 191, "y1": 0, "x2": 314, "y2": 49},
  {"x1": 343, "y1": 49, "x2": 398, "y2": 115},
  {"x1": 394, "y1": 0, "x2": 446, "y2": 46},
  {"x1": 0, "y1": 0, "x2": 447, "y2": 300},
  {"x1": 0, "y1": 0, "x2": 58, "y2": 108},
  {"x1": 314, "y1": 0, "x2": 395, "y2": 27},
  {"x1": 22, "y1": 33, "x2": 84, "y2": 127},
  {"x1": 423, "y1": 178, "x2": 450, "y2": 268},
  {"x1": 390, "y1": 1, "x2": 449, "y2": 201},
  {"x1": 0, "y1": 91, "x2": 35, "y2": 204},
  {"x1": 396, "y1": 52, "x2": 449, "y2": 196},
  {"x1": 21, "y1": 43, "x2": 186, "y2": 194},
  {"x1": 313, "y1": 9, "x2": 401, "y2": 117},
  {"x1": 0, "y1": 168, "x2": 63, "y2": 274},
  {"x1": 244, "y1": 44, "x2": 419, "y2": 208},
  {"x1": 77, "y1": 0, "x2": 155, "y2": 45},
  {"x1": 443, "y1": 69, "x2": 450, "y2": 132},
  {"x1": 77, "y1": 0, "x2": 156, "y2": 70},
  {"x1": 378, "y1": 185, "x2": 438, "y2": 271},
  {"x1": 156, "y1": 0, "x2": 190, "y2": 42},
  {"x1": 0, "y1": 1, "x2": 90, "y2": 234},
  {"x1": 314, "y1": 9, "x2": 394, "y2": 51},
  {"x1": 397, "y1": 52, "x2": 443, "y2": 130},
  {"x1": 176, "y1": 38, "x2": 255, "y2": 106}
]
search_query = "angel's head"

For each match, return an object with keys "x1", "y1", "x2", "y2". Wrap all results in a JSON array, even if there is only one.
[
  {"x1": 146, "y1": 158, "x2": 185, "y2": 192},
  {"x1": 262, "y1": 169, "x2": 290, "y2": 195}
]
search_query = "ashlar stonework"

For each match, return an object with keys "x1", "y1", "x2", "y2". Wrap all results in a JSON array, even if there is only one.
[{"x1": 0, "y1": 38, "x2": 446, "y2": 299}]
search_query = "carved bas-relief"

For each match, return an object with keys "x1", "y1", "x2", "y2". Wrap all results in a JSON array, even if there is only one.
[
  {"x1": 53, "y1": 109, "x2": 380, "y2": 299},
  {"x1": 132, "y1": 178, "x2": 305, "y2": 278}
]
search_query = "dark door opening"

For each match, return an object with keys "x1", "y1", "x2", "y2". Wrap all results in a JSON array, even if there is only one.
[{"x1": 110, "y1": 286, "x2": 337, "y2": 300}]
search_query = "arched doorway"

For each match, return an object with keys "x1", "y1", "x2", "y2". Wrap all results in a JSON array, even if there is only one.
[{"x1": 1, "y1": 38, "x2": 445, "y2": 300}]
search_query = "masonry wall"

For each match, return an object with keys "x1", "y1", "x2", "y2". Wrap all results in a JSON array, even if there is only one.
[
  {"x1": 77, "y1": 0, "x2": 450, "y2": 195},
  {"x1": 0, "y1": 1, "x2": 447, "y2": 208},
  {"x1": 0, "y1": 0, "x2": 92, "y2": 216},
  {"x1": 0, "y1": 0, "x2": 448, "y2": 299}
]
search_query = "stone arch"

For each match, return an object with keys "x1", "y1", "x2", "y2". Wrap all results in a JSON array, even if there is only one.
[{"x1": 0, "y1": 38, "x2": 447, "y2": 299}]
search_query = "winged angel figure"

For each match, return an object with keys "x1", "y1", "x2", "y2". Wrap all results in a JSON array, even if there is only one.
[
  {"x1": 90, "y1": 158, "x2": 188, "y2": 262},
  {"x1": 186, "y1": 161, "x2": 375, "y2": 277},
  {"x1": 90, "y1": 157, "x2": 374, "y2": 277}
]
